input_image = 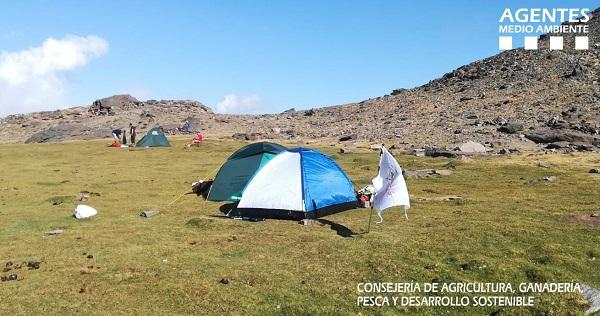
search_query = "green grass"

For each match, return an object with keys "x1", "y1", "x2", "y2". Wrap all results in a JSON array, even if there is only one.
[{"x1": 0, "y1": 138, "x2": 599, "y2": 315}]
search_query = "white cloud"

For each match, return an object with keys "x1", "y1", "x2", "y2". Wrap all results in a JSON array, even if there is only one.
[
  {"x1": 0, "y1": 35, "x2": 108, "y2": 116},
  {"x1": 215, "y1": 93, "x2": 266, "y2": 114}
]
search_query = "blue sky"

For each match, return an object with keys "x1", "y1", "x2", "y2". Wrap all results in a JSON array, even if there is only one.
[{"x1": 0, "y1": 0, "x2": 596, "y2": 116}]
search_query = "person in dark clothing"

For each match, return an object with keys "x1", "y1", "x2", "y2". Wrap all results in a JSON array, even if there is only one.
[
  {"x1": 112, "y1": 129, "x2": 123, "y2": 143},
  {"x1": 129, "y1": 123, "x2": 137, "y2": 145},
  {"x1": 122, "y1": 130, "x2": 127, "y2": 144},
  {"x1": 182, "y1": 120, "x2": 191, "y2": 133}
]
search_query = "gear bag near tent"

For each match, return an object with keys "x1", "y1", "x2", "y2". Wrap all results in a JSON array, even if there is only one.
[
  {"x1": 136, "y1": 128, "x2": 171, "y2": 147},
  {"x1": 231, "y1": 147, "x2": 357, "y2": 220},
  {"x1": 207, "y1": 142, "x2": 287, "y2": 202}
]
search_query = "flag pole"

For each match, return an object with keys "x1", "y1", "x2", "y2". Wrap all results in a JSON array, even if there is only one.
[{"x1": 366, "y1": 144, "x2": 385, "y2": 234}]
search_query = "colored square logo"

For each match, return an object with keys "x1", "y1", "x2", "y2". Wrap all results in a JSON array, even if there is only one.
[
  {"x1": 575, "y1": 36, "x2": 589, "y2": 50},
  {"x1": 524, "y1": 36, "x2": 538, "y2": 50},
  {"x1": 499, "y1": 36, "x2": 512, "y2": 50},
  {"x1": 550, "y1": 37, "x2": 563, "y2": 50}
]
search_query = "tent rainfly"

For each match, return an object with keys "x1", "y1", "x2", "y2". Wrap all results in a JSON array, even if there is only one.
[
  {"x1": 136, "y1": 128, "x2": 171, "y2": 147},
  {"x1": 231, "y1": 147, "x2": 357, "y2": 219}
]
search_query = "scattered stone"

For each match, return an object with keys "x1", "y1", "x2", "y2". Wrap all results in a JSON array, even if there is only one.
[
  {"x1": 412, "y1": 149, "x2": 426, "y2": 157},
  {"x1": 45, "y1": 229, "x2": 64, "y2": 235},
  {"x1": 1, "y1": 274, "x2": 18, "y2": 282},
  {"x1": 78, "y1": 192, "x2": 90, "y2": 201},
  {"x1": 537, "y1": 162, "x2": 551, "y2": 169},
  {"x1": 580, "y1": 284, "x2": 600, "y2": 315},
  {"x1": 434, "y1": 169, "x2": 453, "y2": 176},
  {"x1": 590, "y1": 213, "x2": 599, "y2": 218},
  {"x1": 299, "y1": 219, "x2": 318, "y2": 226},
  {"x1": 140, "y1": 210, "x2": 160, "y2": 218},
  {"x1": 543, "y1": 176, "x2": 556, "y2": 182},
  {"x1": 590, "y1": 168, "x2": 600, "y2": 174},
  {"x1": 86, "y1": 254, "x2": 94, "y2": 259},
  {"x1": 219, "y1": 277, "x2": 229, "y2": 285},
  {"x1": 339, "y1": 148, "x2": 353, "y2": 154},
  {"x1": 27, "y1": 261, "x2": 41, "y2": 270}
]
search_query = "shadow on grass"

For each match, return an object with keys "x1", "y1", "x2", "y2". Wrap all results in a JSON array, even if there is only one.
[
  {"x1": 318, "y1": 219, "x2": 356, "y2": 238},
  {"x1": 216, "y1": 203, "x2": 357, "y2": 238}
]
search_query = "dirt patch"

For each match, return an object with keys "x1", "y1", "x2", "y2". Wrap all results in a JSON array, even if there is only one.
[{"x1": 568, "y1": 214, "x2": 600, "y2": 227}]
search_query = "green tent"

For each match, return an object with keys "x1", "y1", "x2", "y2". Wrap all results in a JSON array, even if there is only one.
[
  {"x1": 136, "y1": 128, "x2": 171, "y2": 147},
  {"x1": 207, "y1": 142, "x2": 287, "y2": 201}
]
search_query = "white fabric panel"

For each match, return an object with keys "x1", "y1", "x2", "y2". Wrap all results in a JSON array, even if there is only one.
[
  {"x1": 238, "y1": 152, "x2": 304, "y2": 211},
  {"x1": 372, "y1": 146, "x2": 410, "y2": 213}
]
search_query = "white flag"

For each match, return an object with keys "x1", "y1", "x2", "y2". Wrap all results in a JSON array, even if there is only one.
[{"x1": 371, "y1": 146, "x2": 410, "y2": 223}]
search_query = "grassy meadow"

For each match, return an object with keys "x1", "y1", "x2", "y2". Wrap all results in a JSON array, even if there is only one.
[{"x1": 0, "y1": 137, "x2": 599, "y2": 315}]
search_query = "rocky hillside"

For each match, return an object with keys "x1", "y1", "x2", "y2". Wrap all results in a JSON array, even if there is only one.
[{"x1": 1, "y1": 9, "x2": 599, "y2": 152}]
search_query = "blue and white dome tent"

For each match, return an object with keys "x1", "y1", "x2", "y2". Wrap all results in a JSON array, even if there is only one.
[{"x1": 233, "y1": 148, "x2": 358, "y2": 220}]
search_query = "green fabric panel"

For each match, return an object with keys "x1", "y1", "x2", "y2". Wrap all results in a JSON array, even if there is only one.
[
  {"x1": 208, "y1": 154, "x2": 264, "y2": 201},
  {"x1": 258, "y1": 152, "x2": 275, "y2": 168},
  {"x1": 228, "y1": 142, "x2": 286, "y2": 160}
]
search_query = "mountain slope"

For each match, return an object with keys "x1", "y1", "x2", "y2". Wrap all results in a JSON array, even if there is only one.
[{"x1": 1, "y1": 9, "x2": 599, "y2": 151}]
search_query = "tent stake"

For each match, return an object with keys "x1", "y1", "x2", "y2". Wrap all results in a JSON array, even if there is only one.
[{"x1": 366, "y1": 206, "x2": 373, "y2": 233}]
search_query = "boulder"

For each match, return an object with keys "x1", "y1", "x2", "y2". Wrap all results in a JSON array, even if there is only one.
[
  {"x1": 458, "y1": 141, "x2": 487, "y2": 153},
  {"x1": 425, "y1": 149, "x2": 458, "y2": 158},
  {"x1": 525, "y1": 130, "x2": 597, "y2": 144},
  {"x1": 25, "y1": 124, "x2": 111, "y2": 143},
  {"x1": 232, "y1": 133, "x2": 258, "y2": 141},
  {"x1": 498, "y1": 122, "x2": 524, "y2": 134},
  {"x1": 369, "y1": 144, "x2": 382, "y2": 151},
  {"x1": 338, "y1": 135, "x2": 355, "y2": 142},
  {"x1": 493, "y1": 116, "x2": 508, "y2": 126}
]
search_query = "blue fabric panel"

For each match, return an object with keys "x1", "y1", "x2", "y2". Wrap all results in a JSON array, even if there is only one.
[{"x1": 300, "y1": 150, "x2": 356, "y2": 212}]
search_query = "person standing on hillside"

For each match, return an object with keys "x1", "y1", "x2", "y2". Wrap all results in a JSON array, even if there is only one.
[
  {"x1": 129, "y1": 123, "x2": 137, "y2": 145},
  {"x1": 182, "y1": 120, "x2": 191, "y2": 133}
]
